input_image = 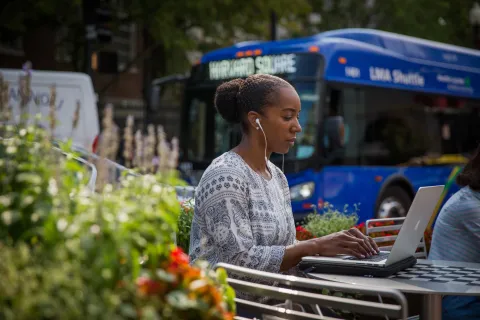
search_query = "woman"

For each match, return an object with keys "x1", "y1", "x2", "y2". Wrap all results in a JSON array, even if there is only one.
[
  {"x1": 429, "y1": 145, "x2": 480, "y2": 320},
  {"x1": 189, "y1": 74, "x2": 379, "y2": 295}
]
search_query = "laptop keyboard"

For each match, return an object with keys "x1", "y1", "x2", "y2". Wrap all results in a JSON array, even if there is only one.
[{"x1": 344, "y1": 252, "x2": 389, "y2": 262}]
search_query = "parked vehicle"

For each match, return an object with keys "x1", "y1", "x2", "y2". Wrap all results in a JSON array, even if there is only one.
[{"x1": 1, "y1": 68, "x2": 100, "y2": 151}]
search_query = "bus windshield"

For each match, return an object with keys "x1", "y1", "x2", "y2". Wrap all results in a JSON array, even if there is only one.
[{"x1": 182, "y1": 53, "x2": 323, "y2": 166}]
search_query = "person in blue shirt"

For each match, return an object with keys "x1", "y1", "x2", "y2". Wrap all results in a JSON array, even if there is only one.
[{"x1": 429, "y1": 145, "x2": 480, "y2": 320}]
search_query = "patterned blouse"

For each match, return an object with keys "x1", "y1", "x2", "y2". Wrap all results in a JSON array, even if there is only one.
[{"x1": 189, "y1": 151, "x2": 297, "y2": 297}]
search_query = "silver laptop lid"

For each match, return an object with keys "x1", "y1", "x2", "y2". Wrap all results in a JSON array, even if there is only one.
[{"x1": 386, "y1": 185, "x2": 444, "y2": 266}]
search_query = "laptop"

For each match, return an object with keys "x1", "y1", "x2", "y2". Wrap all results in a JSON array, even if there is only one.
[{"x1": 299, "y1": 185, "x2": 444, "y2": 277}]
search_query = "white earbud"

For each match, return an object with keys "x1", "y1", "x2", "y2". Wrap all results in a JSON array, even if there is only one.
[
  {"x1": 255, "y1": 118, "x2": 261, "y2": 130},
  {"x1": 256, "y1": 117, "x2": 285, "y2": 173}
]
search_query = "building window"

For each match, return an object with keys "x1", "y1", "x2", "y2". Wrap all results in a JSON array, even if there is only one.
[
  {"x1": 114, "y1": 23, "x2": 138, "y2": 73},
  {"x1": 0, "y1": 28, "x2": 24, "y2": 56},
  {"x1": 55, "y1": 27, "x2": 73, "y2": 63}
]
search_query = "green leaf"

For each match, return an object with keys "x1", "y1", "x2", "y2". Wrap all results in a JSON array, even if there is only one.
[
  {"x1": 216, "y1": 268, "x2": 228, "y2": 285},
  {"x1": 166, "y1": 291, "x2": 197, "y2": 310},
  {"x1": 16, "y1": 173, "x2": 42, "y2": 185},
  {"x1": 155, "y1": 269, "x2": 176, "y2": 283}
]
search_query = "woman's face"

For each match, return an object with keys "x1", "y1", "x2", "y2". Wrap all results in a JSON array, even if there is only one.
[{"x1": 255, "y1": 86, "x2": 302, "y2": 155}]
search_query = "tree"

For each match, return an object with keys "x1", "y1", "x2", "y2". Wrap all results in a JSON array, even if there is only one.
[
  {"x1": 3, "y1": 0, "x2": 472, "y2": 77},
  {"x1": 124, "y1": 0, "x2": 311, "y2": 77},
  {"x1": 297, "y1": 0, "x2": 475, "y2": 48},
  {"x1": 0, "y1": 0, "x2": 310, "y2": 75},
  {"x1": 373, "y1": 0, "x2": 474, "y2": 47}
]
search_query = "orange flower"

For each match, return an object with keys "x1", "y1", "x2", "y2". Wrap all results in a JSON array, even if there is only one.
[
  {"x1": 210, "y1": 288, "x2": 223, "y2": 305},
  {"x1": 182, "y1": 267, "x2": 201, "y2": 282},
  {"x1": 116, "y1": 280, "x2": 126, "y2": 289},
  {"x1": 136, "y1": 276, "x2": 166, "y2": 296}
]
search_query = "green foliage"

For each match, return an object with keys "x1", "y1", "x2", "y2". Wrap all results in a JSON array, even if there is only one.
[
  {"x1": 127, "y1": 0, "x2": 309, "y2": 47},
  {"x1": 304, "y1": 0, "x2": 475, "y2": 48},
  {"x1": 124, "y1": 0, "x2": 311, "y2": 76},
  {"x1": 2, "y1": 0, "x2": 475, "y2": 76},
  {"x1": 303, "y1": 203, "x2": 359, "y2": 238},
  {"x1": 177, "y1": 198, "x2": 195, "y2": 253},
  {"x1": 0, "y1": 119, "x2": 234, "y2": 319},
  {"x1": 0, "y1": 243, "x2": 87, "y2": 320},
  {"x1": 1, "y1": 0, "x2": 311, "y2": 74},
  {"x1": 0, "y1": 123, "x2": 87, "y2": 244}
]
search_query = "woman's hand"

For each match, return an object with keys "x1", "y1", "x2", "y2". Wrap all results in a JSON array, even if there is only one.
[
  {"x1": 281, "y1": 228, "x2": 380, "y2": 271},
  {"x1": 310, "y1": 228, "x2": 380, "y2": 258}
]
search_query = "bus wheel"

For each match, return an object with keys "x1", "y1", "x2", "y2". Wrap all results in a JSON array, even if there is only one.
[{"x1": 376, "y1": 186, "x2": 412, "y2": 219}]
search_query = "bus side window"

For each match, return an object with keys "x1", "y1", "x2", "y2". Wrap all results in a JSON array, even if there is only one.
[{"x1": 323, "y1": 89, "x2": 347, "y2": 163}]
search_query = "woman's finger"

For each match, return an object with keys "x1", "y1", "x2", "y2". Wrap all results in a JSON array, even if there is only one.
[
  {"x1": 368, "y1": 236, "x2": 380, "y2": 253},
  {"x1": 348, "y1": 228, "x2": 376, "y2": 255},
  {"x1": 347, "y1": 228, "x2": 364, "y2": 238},
  {"x1": 342, "y1": 240, "x2": 369, "y2": 258},
  {"x1": 341, "y1": 247, "x2": 364, "y2": 259}
]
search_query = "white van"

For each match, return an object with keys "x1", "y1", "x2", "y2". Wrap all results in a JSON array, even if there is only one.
[{"x1": 0, "y1": 69, "x2": 100, "y2": 151}]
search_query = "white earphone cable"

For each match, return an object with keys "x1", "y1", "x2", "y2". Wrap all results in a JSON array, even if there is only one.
[
  {"x1": 256, "y1": 118, "x2": 288, "y2": 215},
  {"x1": 256, "y1": 119, "x2": 268, "y2": 166}
]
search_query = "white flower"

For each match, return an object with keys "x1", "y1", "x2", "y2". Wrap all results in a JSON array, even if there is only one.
[
  {"x1": 0, "y1": 195, "x2": 12, "y2": 207},
  {"x1": 66, "y1": 223, "x2": 80, "y2": 236},
  {"x1": 152, "y1": 184, "x2": 162, "y2": 194},
  {"x1": 48, "y1": 178, "x2": 58, "y2": 196},
  {"x1": 2, "y1": 211, "x2": 12, "y2": 225},
  {"x1": 57, "y1": 218, "x2": 68, "y2": 232},
  {"x1": 90, "y1": 224, "x2": 101, "y2": 234},
  {"x1": 6, "y1": 146, "x2": 17, "y2": 154},
  {"x1": 118, "y1": 212, "x2": 128, "y2": 223},
  {"x1": 31, "y1": 213, "x2": 40, "y2": 222}
]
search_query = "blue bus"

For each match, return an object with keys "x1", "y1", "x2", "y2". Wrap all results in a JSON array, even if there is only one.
[{"x1": 155, "y1": 28, "x2": 480, "y2": 224}]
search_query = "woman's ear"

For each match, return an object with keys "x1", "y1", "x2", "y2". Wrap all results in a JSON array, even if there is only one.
[{"x1": 247, "y1": 111, "x2": 260, "y2": 130}]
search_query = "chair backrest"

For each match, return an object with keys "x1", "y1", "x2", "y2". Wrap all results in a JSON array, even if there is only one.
[
  {"x1": 52, "y1": 146, "x2": 97, "y2": 192},
  {"x1": 175, "y1": 185, "x2": 196, "y2": 202},
  {"x1": 366, "y1": 217, "x2": 427, "y2": 259},
  {"x1": 215, "y1": 263, "x2": 408, "y2": 320}
]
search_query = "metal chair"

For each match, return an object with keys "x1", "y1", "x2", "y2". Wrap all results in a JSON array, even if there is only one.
[
  {"x1": 366, "y1": 217, "x2": 428, "y2": 259},
  {"x1": 214, "y1": 262, "x2": 409, "y2": 320}
]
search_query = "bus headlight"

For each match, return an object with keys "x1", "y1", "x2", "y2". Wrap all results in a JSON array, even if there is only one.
[{"x1": 290, "y1": 182, "x2": 315, "y2": 201}]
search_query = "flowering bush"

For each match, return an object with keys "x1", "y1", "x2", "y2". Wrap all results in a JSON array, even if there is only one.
[
  {"x1": 0, "y1": 66, "x2": 235, "y2": 319},
  {"x1": 136, "y1": 248, "x2": 235, "y2": 320},
  {"x1": 299, "y1": 203, "x2": 360, "y2": 238},
  {"x1": 177, "y1": 199, "x2": 195, "y2": 253}
]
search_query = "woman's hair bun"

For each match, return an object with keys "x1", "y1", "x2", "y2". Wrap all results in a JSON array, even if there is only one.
[{"x1": 214, "y1": 78, "x2": 244, "y2": 124}]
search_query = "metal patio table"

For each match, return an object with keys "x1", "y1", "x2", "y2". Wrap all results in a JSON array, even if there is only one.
[{"x1": 307, "y1": 259, "x2": 480, "y2": 320}]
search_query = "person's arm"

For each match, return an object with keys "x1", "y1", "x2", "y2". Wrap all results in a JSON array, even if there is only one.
[
  {"x1": 277, "y1": 168, "x2": 378, "y2": 271},
  {"x1": 280, "y1": 241, "x2": 315, "y2": 271},
  {"x1": 461, "y1": 208, "x2": 480, "y2": 246}
]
